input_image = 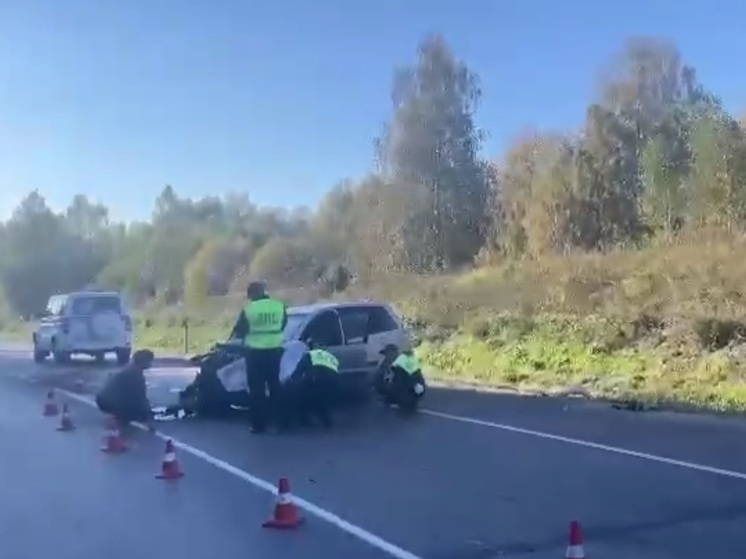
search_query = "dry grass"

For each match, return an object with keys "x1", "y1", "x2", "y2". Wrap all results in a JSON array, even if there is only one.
[{"x1": 385, "y1": 228, "x2": 746, "y2": 411}]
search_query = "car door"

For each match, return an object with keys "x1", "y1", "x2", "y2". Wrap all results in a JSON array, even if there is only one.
[
  {"x1": 337, "y1": 305, "x2": 404, "y2": 369},
  {"x1": 299, "y1": 310, "x2": 366, "y2": 375}
]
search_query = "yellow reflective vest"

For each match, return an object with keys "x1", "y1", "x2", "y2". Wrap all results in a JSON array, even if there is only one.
[
  {"x1": 243, "y1": 298, "x2": 285, "y2": 349},
  {"x1": 309, "y1": 349, "x2": 339, "y2": 373}
]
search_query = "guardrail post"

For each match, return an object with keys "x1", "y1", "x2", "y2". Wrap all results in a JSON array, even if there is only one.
[{"x1": 182, "y1": 317, "x2": 189, "y2": 354}]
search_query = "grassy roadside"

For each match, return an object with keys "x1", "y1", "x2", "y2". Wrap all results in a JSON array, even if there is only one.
[{"x1": 5, "y1": 229, "x2": 746, "y2": 412}]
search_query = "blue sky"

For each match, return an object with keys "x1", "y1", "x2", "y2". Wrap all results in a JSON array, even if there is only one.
[{"x1": 0, "y1": 0, "x2": 744, "y2": 221}]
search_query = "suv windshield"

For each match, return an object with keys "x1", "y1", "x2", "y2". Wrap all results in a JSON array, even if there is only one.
[
  {"x1": 283, "y1": 312, "x2": 309, "y2": 341},
  {"x1": 70, "y1": 295, "x2": 122, "y2": 316}
]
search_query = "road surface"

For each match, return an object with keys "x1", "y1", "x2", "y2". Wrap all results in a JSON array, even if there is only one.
[{"x1": 2, "y1": 347, "x2": 746, "y2": 558}]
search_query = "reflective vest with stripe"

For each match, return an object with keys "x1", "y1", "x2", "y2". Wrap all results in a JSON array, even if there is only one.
[
  {"x1": 309, "y1": 349, "x2": 339, "y2": 373},
  {"x1": 243, "y1": 298, "x2": 285, "y2": 349}
]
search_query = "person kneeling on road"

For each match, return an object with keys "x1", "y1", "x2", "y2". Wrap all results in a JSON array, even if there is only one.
[
  {"x1": 379, "y1": 346, "x2": 426, "y2": 413},
  {"x1": 95, "y1": 349, "x2": 155, "y2": 431},
  {"x1": 293, "y1": 340, "x2": 339, "y2": 429}
]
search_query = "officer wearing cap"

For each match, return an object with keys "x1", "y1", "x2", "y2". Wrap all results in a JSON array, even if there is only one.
[
  {"x1": 229, "y1": 281, "x2": 288, "y2": 433},
  {"x1": 95, "y1": 349, "x2": 155, "y2": 429}
]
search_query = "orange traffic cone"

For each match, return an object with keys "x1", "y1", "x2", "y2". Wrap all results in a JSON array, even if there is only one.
[
  {"x1": 56, "y1": 403, "x2": 76, "y2": 432},
  {"x1": 100, "y1": 416, "x2": 128, "y2": 453},
  {"x1": 263, "y1": 478, "x2": 303, "y2": 529},
  {"x1": 565, "y1": 520, "x2": 586, "y2": 559},
  {"x1": 155, "y1": 439, "x2": 184, "y2": 479},
  {"x1": 43, "y1": 390, "x2": 59, "y2": 417}
]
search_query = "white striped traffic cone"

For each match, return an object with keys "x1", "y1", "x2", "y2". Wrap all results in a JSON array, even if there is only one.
[
  {"x1": 263, "y1": 478, "x2": 303, "y2": 529},
  {"x1": 155, "y1": 439, "x2": 184, "y2": 479}
]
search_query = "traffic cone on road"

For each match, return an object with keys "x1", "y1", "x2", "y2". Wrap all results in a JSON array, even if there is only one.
[
  {"x1": 565, "y1": 520, "x2": 586, "y2": 559},
  {"x1": 155, "y1": 439, "x2": 184, "y2": 479},
  {"x1": 100, "y1": 416, "x2": 128, "y2": 453},
  {"x1": 43, "y1": 390, "x2": 59, "y2": 417},
  {"x1": 263, "y1": 478, "x2": 303, "y2": 529},
  {"x1": 56, "y1": 403, "x2": 76, "y2": 432}
]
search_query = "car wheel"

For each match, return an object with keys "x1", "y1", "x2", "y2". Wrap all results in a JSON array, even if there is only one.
[
  {"x1": 52, "y1": 349, "x2": 71, "y2": 365},
  {"x1": 33, "y1": 347, "x2": 48, "y2": 363},
  {"x1": 356, "y1": 380, "x2": 373, "y2": 403},
  {"x1": 341, "y1": 375, "x2": 372, "y2": 405},
  {"x1": 115, "y1": 348, "x2": 131, "y2": 365}
]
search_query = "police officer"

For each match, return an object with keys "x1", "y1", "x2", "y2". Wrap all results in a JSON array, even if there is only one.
[
  {"x1": 230, "y1": 281, "x2": 288, "y2": 433},
  {"x1": 385, "y1": 347, "x2": 427, "y2": 413},
  {"x1": 295, "y1": 339, "x2": 339, "y2": 429}
]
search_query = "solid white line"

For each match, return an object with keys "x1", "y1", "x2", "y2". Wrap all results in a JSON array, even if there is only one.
[
  {"x1": 422, "y1": 409, "x2": 746, "y2": 481},
  {"x1": 58, "y1": 389, "x2": 423, "y2": 559}
]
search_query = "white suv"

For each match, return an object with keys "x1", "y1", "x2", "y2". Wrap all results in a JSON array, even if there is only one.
[{"x1": 32, "y1": 291, "x2": 133, "y2": 365}]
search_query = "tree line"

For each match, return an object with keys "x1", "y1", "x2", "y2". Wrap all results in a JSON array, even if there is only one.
[{"x1": 1, "y1": 34, "x2": 745, "y2": 317}]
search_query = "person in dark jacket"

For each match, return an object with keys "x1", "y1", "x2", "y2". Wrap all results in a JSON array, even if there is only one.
[
  {"x1": 229, "y1": 281, "x2": 288, "y2": 433},
  {"x1": 96, "y1": 349, "x2": 155, "y2": 429}
]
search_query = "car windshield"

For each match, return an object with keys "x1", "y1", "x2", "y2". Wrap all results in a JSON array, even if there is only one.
[
  {"x1": 283, "y1": 312, "x2": 309, "y2": 341},
  {"x1": 70, "y1": 295, "x2": 122, "y2": 316}
]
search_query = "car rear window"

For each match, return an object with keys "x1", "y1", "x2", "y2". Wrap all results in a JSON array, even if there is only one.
[{"x1": 70, "y1": 295, "x2": 122, "y2": 316}]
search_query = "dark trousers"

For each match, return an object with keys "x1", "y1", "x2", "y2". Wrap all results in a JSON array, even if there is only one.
[
  {"x1": 245, "y1": 347, "x2": 284, "y2": 431},
  {"x1": 390, "y1": 367, "x2": 425, "y2": 412},
  {"x1": 299, "y1": 366, "x2": 337, "y2": 428},
  {"x1": 95, "y1": 394, "x2": 149, "y2": 425}
]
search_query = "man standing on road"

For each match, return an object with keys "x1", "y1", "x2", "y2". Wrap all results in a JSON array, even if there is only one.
[
  {"x1": 230, "y1": 281, "x2": 288, "y2": 434},
  {"x1": 95, "y1": 349, "x2": 156, "y2": 431}
]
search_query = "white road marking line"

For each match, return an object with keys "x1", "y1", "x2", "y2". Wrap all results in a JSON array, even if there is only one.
[
  {"x1": 57, "y1": 388, "x2": 423, "y2": 559},
  {"x1": 422, "y1": 409, "x2": 746, "y2": 481}
]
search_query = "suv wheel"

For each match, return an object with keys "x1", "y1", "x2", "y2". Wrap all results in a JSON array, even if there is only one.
[
  {"x1": 115, "y1": 348, "x2": 131, "y2": 365},
  {"x1": 33, "y1": 344, "x2": 48, "y2": 363},
  {"x1": 32, "y1": 333, "x2": 47, "y2": 363},
  {"x1": 52, "y1": 347, "x2": 71, "y2": 365}
]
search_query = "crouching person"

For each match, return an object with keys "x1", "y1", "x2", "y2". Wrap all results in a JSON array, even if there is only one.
[
  {"x1": 382, "y1": 347, "x2": 426, "y2": 413},
  {"x1": 295, "y1": 340, "x2": 339, "y2": 429},
  {"x1": 96, "y1": 349, "x2": 155, "y2": 431}
]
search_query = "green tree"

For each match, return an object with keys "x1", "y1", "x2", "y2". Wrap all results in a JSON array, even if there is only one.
[
  {"x1": 687, "y1": 112, "x2": 746, "y2": 229},
  {"x1": 376, "y1": 34, "x2": 490, "y2": 270},
  {"x1": 640, "y1": 135, "x2": 686, "y2": 237},
  {"x1": 1, "y1": 192, "x2": 105, "y2": 316}
]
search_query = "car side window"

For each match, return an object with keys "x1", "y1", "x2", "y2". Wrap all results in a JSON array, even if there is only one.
[
  {"x1": 300, "y1": 310, "x2": 343, "y2": 347},
  {"x1": 337, "y1": 308, "x2": 370, "y2": 344},
  {"x1": 367, "y1": 306, "x2": 399, "y2": 334},
  {"x1": 45, "y1": 296, "x2": 65, "y2": 317}
]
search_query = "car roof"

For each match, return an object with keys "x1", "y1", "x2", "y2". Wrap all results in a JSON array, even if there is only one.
[
  {"x1": 288, "y1": 300, "x2": 388, "y2": 315},
  {"x1": 49, "y1": 291, "x2": 122, "y2": 301},
  {"x1": 63, "y1": 291, "x2": 122, "y2": 299}
]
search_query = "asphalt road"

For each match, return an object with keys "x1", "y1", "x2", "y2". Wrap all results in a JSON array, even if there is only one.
[{"x1": 2, "y1": 347, "x2": 746, "y2": 558}]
